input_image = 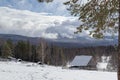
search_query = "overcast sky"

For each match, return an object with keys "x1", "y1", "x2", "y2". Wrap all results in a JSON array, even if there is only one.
[
  {"x1": 0, "y1": 0, "x2": 71, "y2": 16},
  {"x1": 0, "y1": 0, "x2": 87, "y2": 39},
  {"x1": 0, "y1": 0, "x2": 117, "y2": 39}
]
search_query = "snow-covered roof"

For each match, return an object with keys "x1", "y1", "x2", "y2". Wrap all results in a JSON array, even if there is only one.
[{"x1": 70, "y1": 55, "x2": 92, "y2": 66}]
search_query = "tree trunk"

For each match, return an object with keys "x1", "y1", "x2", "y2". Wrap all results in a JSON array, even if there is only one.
[
  {"x1": 41, "y1": 42, "x2": 45, "y2": 64},
  {"x1": 41, "y1": 38, "x2": 45, "y2": 64},
  {"x1": 118, "y1": 28, "x2": 120, "y2": 80},
  {"x1": 118, "y1": 1, "x2": 120, "y2": 80}
]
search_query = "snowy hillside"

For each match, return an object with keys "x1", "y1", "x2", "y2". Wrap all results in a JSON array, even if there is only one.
[{"x1": 0, "y1": 61, "x2": 117, "y2": 80}]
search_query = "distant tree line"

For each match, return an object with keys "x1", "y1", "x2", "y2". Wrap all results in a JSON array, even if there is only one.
[{"x1": 0, "y1": 39, "x2": 118, "y2": 69}]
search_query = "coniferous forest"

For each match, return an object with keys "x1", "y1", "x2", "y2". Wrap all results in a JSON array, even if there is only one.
[{"x1": 0, "y1": 38, "x2": 118, "y2": 71}]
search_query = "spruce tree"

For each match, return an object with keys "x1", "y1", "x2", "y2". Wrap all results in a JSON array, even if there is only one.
[{"x1": 1, "y1": 42, "x2": 12, "y2": 58}]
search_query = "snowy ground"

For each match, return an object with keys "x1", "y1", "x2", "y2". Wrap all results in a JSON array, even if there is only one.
[{"x1": 0, "y1": 61, "x2": 117, "y2": 80}]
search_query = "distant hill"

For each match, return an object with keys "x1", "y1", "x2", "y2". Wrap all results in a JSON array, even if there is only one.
[
  {"x1": 0, "y1": 34, "x2": 118, "y2": 48},
  {"x1": 0, "y1": 34, "x2": 40, "y2": 45},
  {"x1": 0, "y1": 38, "x2": 5, "y2": 46}
]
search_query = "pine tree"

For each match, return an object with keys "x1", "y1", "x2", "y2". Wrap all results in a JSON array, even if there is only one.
[
  {"x1": 26, "y1": 41, "x2": 32, "y2": 61},
  {"x1": 1, "y1": 42, "x2": 12, "y2": 58},
  {"x1": 60, "y1": 48, "x2": 66, "y2": 66},
  {"x1": 14, "y1": 41, "x2": 32, "y2": 61},
  {"x1": 6, "y1": 39, "x2": 14, "y2": 57},
  {"x1": 36, "y1": 44, "x2": 42, "y2": 61},
  {"x1": 36, "y1": 39, "x2": 48, "y2": 64},
  {"x1": 31, "y1": 45, "x2": 37, "y2": 62}
]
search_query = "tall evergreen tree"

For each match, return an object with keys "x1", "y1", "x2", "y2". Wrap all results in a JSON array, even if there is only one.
[
  {"x1": 36, "y1": 39, "x2": 48, "y2": 64},
  {"x1": 26, "y1": 41, "x2": 32, "y2": 61},
  {"x1": 6, "y1": 39, "x2": 14, "y2": 57},
  {"x1": 36, "y1": 44, "x2": 42, "y2": 61},
  {"x1": 14, "y1": 41, "x2": 32, "y2": 61},
  {"x1": 31, "y1": 45, "x2": 37, "y2": 62},
  {"x1": 1, "y1": 42, "x2": 12, "y2": 58}
]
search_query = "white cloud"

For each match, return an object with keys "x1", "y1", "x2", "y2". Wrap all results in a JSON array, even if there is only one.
[
  {"x1": 0, "y1": 0, "x2": 70, "y2": 16},
  {"x1": 0, "y1": 7, "x2": 89, "y2": 39}
]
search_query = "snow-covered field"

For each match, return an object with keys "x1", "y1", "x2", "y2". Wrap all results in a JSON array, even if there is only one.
[{"x1": 0, "y1": 61, "x2": 117, "y2": 80}]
